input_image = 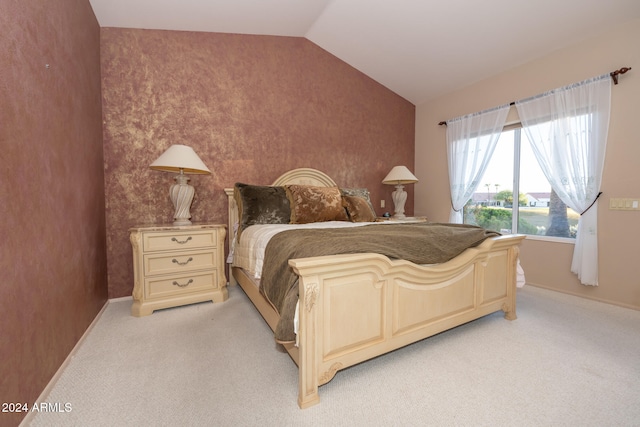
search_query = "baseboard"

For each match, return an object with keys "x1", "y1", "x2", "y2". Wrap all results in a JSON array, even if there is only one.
[
  {"x1": 525, "y1": 283, "x2": 639, "y2": 311},
  {"x1": 19, "y1": 299, "x2": 110, "y2": 427},
  {"x1": 109, "y1": 295, "x2": 133, "y2": 303}
]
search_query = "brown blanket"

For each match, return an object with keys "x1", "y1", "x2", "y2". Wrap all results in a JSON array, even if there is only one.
[{"x1": 260, "y1": 222, "x2": 500, "y2": 343}]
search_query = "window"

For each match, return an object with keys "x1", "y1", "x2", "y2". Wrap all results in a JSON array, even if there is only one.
[{"x1": 463, "y1": 126, "x2": 579, "y2": 239}]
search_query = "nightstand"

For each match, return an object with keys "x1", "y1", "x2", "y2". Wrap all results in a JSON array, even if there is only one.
[{"x1": 129, "y1": 223, "x2": 228, "y2": 316}]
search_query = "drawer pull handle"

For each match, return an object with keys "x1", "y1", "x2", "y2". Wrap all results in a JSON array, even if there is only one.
[
  {"x1": 172, "y1": 279, "x2": 193, "y2": 288},
  {"x1": 172, "y1": 257, "x2": 193, "y2": 266},
  {"x1": 171, "y1": 236, "x2": 192, "y2": 244}
]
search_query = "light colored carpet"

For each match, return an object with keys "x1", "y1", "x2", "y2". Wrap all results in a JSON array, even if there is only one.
[{"x1": 29, "y1": 285, "x2": 640, "y2": 427}]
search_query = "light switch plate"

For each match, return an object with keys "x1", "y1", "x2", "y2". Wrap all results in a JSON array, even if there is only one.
[{"x1": 609, "y1": 197, "x2": 640, "y2": 210}]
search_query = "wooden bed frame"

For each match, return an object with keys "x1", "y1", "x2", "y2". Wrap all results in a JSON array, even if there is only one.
[{"x1": 224, "y1": 168, "x2": 525, "y2": 408}]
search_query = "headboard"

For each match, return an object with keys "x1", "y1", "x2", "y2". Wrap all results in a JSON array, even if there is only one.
[{"x1": 270, "y1": 168, "x2": 337, "y2": 187}]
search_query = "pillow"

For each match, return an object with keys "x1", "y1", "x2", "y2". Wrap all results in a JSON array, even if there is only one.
[
  {"x1": 340, "y1": 188, "x2": 377, "y2": 217},
  {"x1": 285, "y1": 185, "x2": 349, "y2": 224},
  {"x1": 342, "y1": 195, "x2": 378, "y2": 222},
  {"x1": 234, "y1": 183, "x2": 291, "y2": 239}
]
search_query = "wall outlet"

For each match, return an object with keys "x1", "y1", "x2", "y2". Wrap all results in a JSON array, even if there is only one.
[{"x1": 380, "y1": 200, "x2": 385, "y2": 208}]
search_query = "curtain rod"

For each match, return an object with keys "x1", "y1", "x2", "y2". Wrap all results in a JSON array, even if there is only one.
[{"x1": 437, "y1": 66, "x2": 631, "y2": 126}]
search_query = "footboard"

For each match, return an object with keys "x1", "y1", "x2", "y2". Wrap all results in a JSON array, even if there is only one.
[{"x1": 289, "y1": 234, "x2": 525, "y2": 408}]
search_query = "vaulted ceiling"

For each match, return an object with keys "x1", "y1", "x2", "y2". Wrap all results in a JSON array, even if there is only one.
[{"x1": 89, "y1": 0, "x2": 640, "y2": 105}]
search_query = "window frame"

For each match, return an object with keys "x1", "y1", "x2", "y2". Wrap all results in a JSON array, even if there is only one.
[{"x1": 467, "y1": 122, "x2": 577, "y2": 244}]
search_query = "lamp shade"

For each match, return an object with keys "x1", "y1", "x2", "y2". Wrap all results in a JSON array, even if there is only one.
[
  {"x1": 382, "y1": 166, "x2": 418, "y2": 184},
  {"x1": 150, "y1": 144, "x2": 211, "y2": 174}
]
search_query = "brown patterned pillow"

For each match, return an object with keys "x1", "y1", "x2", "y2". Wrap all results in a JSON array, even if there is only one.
[
  {"x1": 340, "y1": 188, "x2": 377, "y2": 218},
  {"x1": 285, "y1": 185, "x2": 349, "y2": 224},
  {"x1": 342, "y1": 195, "x2": 377, "y2": 222},
  {"x1": 234, "y1": 183, "x2": 291, "y2": 239}
]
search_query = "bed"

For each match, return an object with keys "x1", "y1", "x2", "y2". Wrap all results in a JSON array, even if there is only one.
[{"x1": 224, "y1": 168, "x2": 525, "y2": 408}]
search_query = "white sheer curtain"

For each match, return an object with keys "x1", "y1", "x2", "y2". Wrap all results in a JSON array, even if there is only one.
[
  {"x1": 446, "y1": 105, "x2": 510, "y2": 223},
  {"x1": 515, "y1": 75, "x2": 611, "y2": 286}
]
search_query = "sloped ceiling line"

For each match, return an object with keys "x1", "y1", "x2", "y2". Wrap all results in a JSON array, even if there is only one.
[{"x1": 89, "y1": 0, "x2": 640, "y2": 105}]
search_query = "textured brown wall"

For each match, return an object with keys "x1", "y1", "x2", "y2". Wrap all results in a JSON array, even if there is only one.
[
  {"x1": 101, "y1": 28, "x2": 415, "y2": 298},
  {"x1": 0, "y1": 0, "x2": 107, "y2": 424}
]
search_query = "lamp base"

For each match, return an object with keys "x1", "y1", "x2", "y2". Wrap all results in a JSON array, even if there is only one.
[
  {"x1": 170, "y1": 173, "x2": 195, "y2": 226},
  {"x1": 391, "y1": 184, "x2": 407, "y2": 218}
]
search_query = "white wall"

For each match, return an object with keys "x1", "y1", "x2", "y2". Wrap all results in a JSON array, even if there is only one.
[{"x1": 414, "y1": 19, "x2": 640, "y2": 309}]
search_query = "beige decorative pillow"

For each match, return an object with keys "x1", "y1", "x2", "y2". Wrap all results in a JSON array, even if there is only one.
[
  {"x1": 342, "y1": 195, "x2": 377, "y2": 222},
  {"x1": 285, "y1": 185, "x2": 349, "y2": 224}
]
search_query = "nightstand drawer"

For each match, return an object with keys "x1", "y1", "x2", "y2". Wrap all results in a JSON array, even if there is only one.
[
  {"x1": 143, "y1": 249, "x2": 217, "y2": 276},
  {"x1": 145, "y1": 271, "x2": 218, "y2": 299},
  {"x1": 143, "y1": 229, "x2": 218, "y2": 252}
]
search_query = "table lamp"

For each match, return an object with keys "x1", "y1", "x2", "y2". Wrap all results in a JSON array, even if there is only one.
[
  {"x1": 382, "y1": 166, "x2": 418, "y2": 219},
  {"x1": 150, "y1": 144, "x2": 211, "y2": 226}
]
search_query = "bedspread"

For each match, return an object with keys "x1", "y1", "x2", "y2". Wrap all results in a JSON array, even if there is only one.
[{"x1": 260, "y1": 222, "x2": 500, "y2": 343}]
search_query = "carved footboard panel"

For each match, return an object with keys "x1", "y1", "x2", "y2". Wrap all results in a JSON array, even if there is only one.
[{"x1": 290, "y1": 234, "x2": 524, "y2": 408}]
